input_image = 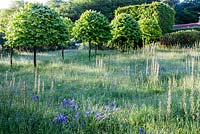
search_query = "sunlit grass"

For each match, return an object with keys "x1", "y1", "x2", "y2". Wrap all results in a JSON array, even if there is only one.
[{"x1": 1, "y1": 48, "x2": 200, "y2": 133}]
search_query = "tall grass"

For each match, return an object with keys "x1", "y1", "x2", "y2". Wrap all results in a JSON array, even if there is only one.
[{"x1": 0, "y1": 48, "x2": 200, "y2": 133}]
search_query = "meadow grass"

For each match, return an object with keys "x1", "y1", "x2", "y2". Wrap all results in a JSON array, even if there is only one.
[{"x1": 0, "y1": 48, "x2": 200, "y2": 134}]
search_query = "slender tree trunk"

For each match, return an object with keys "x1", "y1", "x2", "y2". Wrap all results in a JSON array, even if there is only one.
[
  {"x1": 95, "y1": 45, "x2": 97, "y2": 56},
  {"x1": 10, "y1": 47, "x2": 13, "y2": 67},
  {"x1": 34, "y1": 46, "x2": 37, "y2": 68},
  {"x1": 62, "y1": 45, "x2": 64, "y2": 60},
  {"x1": 89, "y1": 41, "x2": 91, "y2": 61}
]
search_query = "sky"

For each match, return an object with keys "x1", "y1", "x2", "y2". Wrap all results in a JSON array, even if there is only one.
[{"x1": 0, "y1": 0, "x2": 48, "y2": 9}]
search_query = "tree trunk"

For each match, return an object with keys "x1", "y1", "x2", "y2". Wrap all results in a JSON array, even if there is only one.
[
  {"x1": 10, "y1": 47, "x2": 13, "y2": 67},
  {"x1": 62, "y1": 45, "x2": 64, "y2": 60},
  {"x1": 95, "y1": 45, "x2": 97, "y2": 56},
  {"x1": 89, "y1": 41, "x2": 91, "y2": 61},
  {"x1": 34, "y1": 46, "x2": 37, "y2": 68}
]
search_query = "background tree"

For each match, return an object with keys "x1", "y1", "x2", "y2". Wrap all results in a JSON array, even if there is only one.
[
  {"x1": 175, "y1": 0, "x2": 200, "y2": 24},
  {"x1": 72, "y1": 10, "x2": 111, "y2": 60},
  {"x1": 110, "y1": 13, "x2": 141, "y2": 52},
  {"x1": 161, "y1": 0, "x2": 180, "y2": 8},
  {"x1": 0, "y1": 32, "x2": 5, "y2": 46},
  {"x1": 138, "y1": 18, "x2": 162, "y2": 45},
  {"x1": 5, "y1": 3, "x2": 69, "y2": 67},
  {"x1": 60, "y1": 17, "x2": 73, "y2": 60},
  {"x1": 47, "y1": 0, "x2": 160, "y2": 22},
  {"x1": 0, "y1": 0, "x2": 24, "y2": 50}
]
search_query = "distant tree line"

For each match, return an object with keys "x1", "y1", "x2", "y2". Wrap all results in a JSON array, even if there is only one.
[{"x1": 47, "y1": 0, "x2": 199, "y2": 24}]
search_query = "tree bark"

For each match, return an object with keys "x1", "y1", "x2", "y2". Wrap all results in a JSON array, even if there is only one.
[
  {"x1": 34, "y1": 46, "x2": 37, "y2": 68},
  {"x1": 10, "y1": 47, "x2": 13, "y2": 67},
  {"x1": 89, "y1": 41, "x2": 91, "y2": 61},
  {"x1": 62, "y1": 45, "x2": 64, "y2": 60}
]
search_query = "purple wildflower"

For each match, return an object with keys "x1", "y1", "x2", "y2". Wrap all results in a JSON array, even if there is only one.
[
  {"x1": 109, "y1": 101, "x2": 115, "y2": 107},
  {"x1": 96, "y1": 114, "x2": 108, "y2": 120},
  {"x1": 32, "y1": 95, "x2": 39, "y2": 101},
  {"x1": 60, "y1": 98, "x2": 78, "y2": 110},
  {"x1": 95, "y1": 111, "x2": 100, "y2": 117},
  {"x1": 85, "y1": 111, "x2": 90, "y2": 117},
  {"x1": 95, "y1": 112, "x2": 108, "y2": 120},
  {"x1": 74, "y1": 104, "x2": 78, "y2": 110},
  {"x1": 61, "y1": 99, "x2": 68, "y2": 107},
  {"x1": 75, "y1": 112, "x2": 80, "y2": 118},
  {"x1": 52, "y1": 113, "x2": 68, "y2": 124},
  {"x1": 139, "y1": 128, "x2": 143, "y2": 134}
]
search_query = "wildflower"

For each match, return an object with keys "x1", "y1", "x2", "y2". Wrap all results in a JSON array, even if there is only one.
[
  {"x1": 139, "y1": 128, "x2": 143, "y2": 134},
  {"x1": 60, "y1": 98, "x2": 78, "y2": 110},
  {"x1": 85, "y1": 111, "x2": 90, "y2": 117},
  {"x1": 52, "y1": 113, "x2": 68, "y2": 124},
  {"x1": 61, "y1": 99, "x2": 68, "y2": 107},
  {"x1": 95, "y1": 111, "x2": 100, "y2": 118},
  {"x1": 75, "y1": 112, "x2": 80, "y2": 118},
  {"x1": 32, "y1": 95, "x2": 39, "y2": 101},
  {"x1": 139, "y1": 128, "x2": 147, "y2": 134},
  {"x1": 74, "y1": 104, "x2": 78, "y2": 110},
  {"x1": 95, "y1": 111, "x2": 108, "y2": 120},
  {"x1": 68, "y1": 99, "x2": 75, "y2": 104},
  {"x1": 109, "y1": 101, "x2": 115, "y2": 107}
]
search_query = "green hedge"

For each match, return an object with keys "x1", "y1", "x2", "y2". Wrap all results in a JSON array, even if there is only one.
[
  {"x1": 160, "y1": 30, "x2": 200, "y2": 47},
  {"x1": 115, "y1": 2, "x2": 175, "y2": 34}
]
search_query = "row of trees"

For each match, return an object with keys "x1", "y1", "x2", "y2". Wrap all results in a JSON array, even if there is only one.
[{"x1": 4, "y1": 2, "x2": 163, "y2": 67}]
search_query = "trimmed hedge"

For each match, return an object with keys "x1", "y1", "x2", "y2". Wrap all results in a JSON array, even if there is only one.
[
  {"x1": 115, "y1": 2, "x2": 175, "y2": 34},
  {"x1": 160, "y1": 30, "x2": 200, "y2": 47},
  {"x1": 138, "y1": 18, "x2": 162, "y2": 45}
]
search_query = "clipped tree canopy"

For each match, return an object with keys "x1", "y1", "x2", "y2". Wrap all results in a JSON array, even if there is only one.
[
  {"x1": 110, "y1": 13, "x2": 141, "y2": 51},
  {"x1": 5, "y1": 3, "x2": 69, "y2": 47},
  {"x1": 72, "y1": 10, "x2": 111, "y2": 45}
]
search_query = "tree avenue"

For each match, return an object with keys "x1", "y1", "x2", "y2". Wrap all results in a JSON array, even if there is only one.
[{"x1": 5, "y1": 3, "x2": 69, "y2": 67}]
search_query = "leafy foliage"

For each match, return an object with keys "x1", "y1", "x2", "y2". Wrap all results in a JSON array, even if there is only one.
[
  {"x1": 47, "y1": 0, "x2": 160, "y2": 21},
  {"x1": 63, "y1": 17, "x2": 74, "y2": 39},
  {"x1": 175, "y1": 1, "x2": 200, "y2": 24},
  {"x1": 160, "y1": 30, "x2": 200, "y2": 47},
  {"x1": 110, "y1": 13, "x2": 141, "y2": 51},
  {"x1": 0, "y1": 1, "x2": 24, "y2": 33},
  {"x1": 161, "y1": 0, "x2": 180, "y2": 8},
  {"x1": 5, "y1": 3, "x2": 68, "y2": 48},
  {"x1": 72, "y1": 10, "x2": 111, "y2": 45},
  {"x1": 139, "y1": 18, "x2": 162, "y2": 45},
  {"x1": 5, "y1": 3, "x2": 69, "y2": 66},
  {"x1": 115, "y1": 2, "x2": 175, "y2": 34}
]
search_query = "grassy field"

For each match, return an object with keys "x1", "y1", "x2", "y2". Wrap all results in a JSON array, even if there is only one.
[{"x1": 0, "y1": 47, "x2": 200, "y2": 134}]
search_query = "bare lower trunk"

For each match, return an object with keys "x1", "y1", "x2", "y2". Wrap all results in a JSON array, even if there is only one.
[
  {"x1": 62, "y1": 46, "x2": 64, "y2": 60},
  {"x1": 89, "y1": 41, "x2": 91, "y2": 61},
  {"x1": 95, "y1": 45, "x2": 97, "y2": 56},
  {"x1": 10, "y1": 47, "x2": 13, "y2": 67},
  {"x1": 34, "y1": 46, "x2": 36, "y2": 68}
]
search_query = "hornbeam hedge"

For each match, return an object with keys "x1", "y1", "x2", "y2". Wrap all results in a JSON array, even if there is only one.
[{"x1": 115, "y1": 2, "x2": 175, "y2": 34}]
